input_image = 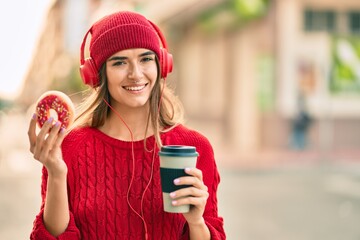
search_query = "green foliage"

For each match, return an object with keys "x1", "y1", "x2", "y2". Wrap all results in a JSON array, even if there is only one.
[
  {"x1": 330, "y1": 36, "x2": 360, "y2": 94},
  {"x1": 231, "y1": 0, "x2": 269, "y2": 20},
  {"x1": 0, "y1": 98, "x2": 12, "y2": 111},
  {"x1": 334, "y1": 63, "x2": 355, "y2": 80},
  {"x1": 256, "y1": 55, "x2": 275, "y2": 112},
  {"x1": 50, "y1": 64, "x2": 87, "y2": 96},
  {"x1": 198, "y1": 0, "x2": 270, "y2": 33}
]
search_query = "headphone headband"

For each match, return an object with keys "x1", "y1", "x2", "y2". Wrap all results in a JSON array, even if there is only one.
[
  {"x1": 147, "y1": 20, "x2": 168, "y2": 50},
  {"x1": 80, "y1": 27, "x2": 92, "y2": 65}
]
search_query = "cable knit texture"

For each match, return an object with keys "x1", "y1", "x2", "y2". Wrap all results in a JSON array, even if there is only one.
[{"x1": 30, "y1": 124, "x2": 225, "y2": 239}]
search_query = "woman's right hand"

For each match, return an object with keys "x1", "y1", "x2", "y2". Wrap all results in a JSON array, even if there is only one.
[{"x1": 28, "y1": 114, "x2": 68, "y2": 177}]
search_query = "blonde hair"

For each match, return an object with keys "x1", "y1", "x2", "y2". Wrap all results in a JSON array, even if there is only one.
[{"x1": 72, "y1": 59, "x2": 184, "y2": 147}]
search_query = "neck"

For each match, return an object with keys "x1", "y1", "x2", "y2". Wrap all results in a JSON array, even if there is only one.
[{"x1": 99, "y1": 103, "x2": 153, "y2": 141}]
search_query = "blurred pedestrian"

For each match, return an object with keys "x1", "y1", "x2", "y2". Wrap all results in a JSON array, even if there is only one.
[
  {"x1": 27, "y1": 11, "x2": 225, "y2": 240},
  {"x1": 290, "y1": 95, "x2": 312, "y2": 150}
]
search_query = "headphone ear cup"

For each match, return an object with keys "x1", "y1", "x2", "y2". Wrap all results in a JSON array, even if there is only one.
[
  {"x1": 160, "y1": 48, "x2": 173, "y2": 79},
  {"x1": 79, "y1": 58, "x2": 99, "y2": 87}
]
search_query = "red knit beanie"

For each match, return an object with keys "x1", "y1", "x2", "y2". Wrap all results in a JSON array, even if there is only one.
[{"x1": 89, "y1": 11, "x2": 161, "y2": 71}]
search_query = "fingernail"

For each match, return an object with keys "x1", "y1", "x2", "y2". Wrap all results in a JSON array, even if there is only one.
[
  {"x1": 55, "y1": 122, "x2": 61, "y2": 127},
  {"x1": 172, "y1": 200, "x2": 177, "y2": 206},
  {"x1": 170, "y1": 192, "x2": 176, "y2": 198},
  {"x1": 31, "y1": 113, "x2": 37, "y2": 120},
  {"x1": 185, "y1": 168, "x2": 191, "y2": 173},
  {"x1": 174, "y1": 179, "x2": 180, "y2": 185},
  {"x1": 47, "y1": 117, "x2": 54, "y2": 123}
]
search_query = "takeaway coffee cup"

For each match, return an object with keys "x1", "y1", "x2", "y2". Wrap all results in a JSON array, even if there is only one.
[{"x1": 159, "y1": 145, "x2": 198, "y2": 213}]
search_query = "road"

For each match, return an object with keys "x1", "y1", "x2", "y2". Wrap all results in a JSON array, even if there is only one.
[{"x1": 218, "y1": 163, "x2": 360, "y2": 240}]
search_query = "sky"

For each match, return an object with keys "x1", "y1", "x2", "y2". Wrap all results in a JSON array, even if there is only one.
[{"x1": 0, "y1": 1, "x2": 52, "y2": 100}]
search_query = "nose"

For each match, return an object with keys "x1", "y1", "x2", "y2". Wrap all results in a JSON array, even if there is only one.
[{"x1": 128, "y1": 62, "x2": 143, "y2": 80}]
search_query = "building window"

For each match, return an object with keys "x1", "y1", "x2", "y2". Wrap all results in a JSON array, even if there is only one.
[
  {"x1": 304, "y1": 9, "x2": 336, "y2": 32},
  {"x1": 348, "y1": 12, "x2": 360, "y2": 34}
]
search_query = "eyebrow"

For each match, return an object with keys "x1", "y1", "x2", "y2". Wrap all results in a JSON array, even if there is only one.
[
  {"x1": 107, "y1": 51, "x2": 155, "y2": 62},
  {"x1": 140, "y1": 51, "x2": 155, "y2": 57}
]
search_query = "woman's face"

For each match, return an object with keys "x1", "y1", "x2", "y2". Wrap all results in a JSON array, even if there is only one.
[{"x1": 105, "y1": 48, "x2": 158, "y2": 110}]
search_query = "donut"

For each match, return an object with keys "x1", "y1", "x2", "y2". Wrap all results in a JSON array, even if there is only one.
[{"x1": 35, "y1": 90, "x2": 75, "y2": 129}]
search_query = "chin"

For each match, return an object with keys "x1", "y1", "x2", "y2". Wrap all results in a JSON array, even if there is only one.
[{"x1": 128, "y1": 99, "x2": 150, "y2": 109}]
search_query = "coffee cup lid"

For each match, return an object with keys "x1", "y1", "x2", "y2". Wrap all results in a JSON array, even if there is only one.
[{"x1": 159, "y1": 145, "x2": 199, "y2": 157}]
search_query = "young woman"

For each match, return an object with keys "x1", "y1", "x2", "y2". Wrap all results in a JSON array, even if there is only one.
[{"x1": 28, "y1": 11, "x2": 225, "y2": 240}]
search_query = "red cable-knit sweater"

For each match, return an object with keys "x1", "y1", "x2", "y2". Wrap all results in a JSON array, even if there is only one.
[{"x1": 30, "y1": 124, "x2": 225, "y2": 239}]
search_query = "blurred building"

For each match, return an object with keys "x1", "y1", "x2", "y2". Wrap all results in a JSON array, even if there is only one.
[
  {"x1": 17, "y1": 0, "x2": 65, "y2": 107},
  {"x1": 275, "y1": 0, "x2": 360, "y2": 154},
  {"x1": 18, "y1": 0, "x2": 360, "y2": 163}
]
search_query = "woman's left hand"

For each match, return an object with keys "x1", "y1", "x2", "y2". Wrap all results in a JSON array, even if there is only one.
[{"x1": 170, "y1": 168, "x2": 209, "y2": 225}]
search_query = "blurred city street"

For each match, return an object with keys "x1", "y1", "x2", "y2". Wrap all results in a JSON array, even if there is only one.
[
  {"x1": 1, "y1": 1, "x2": 360, "y2": 239},
  {"x1": 1, "y1": 112, "x2": 360, "y2": 240}
]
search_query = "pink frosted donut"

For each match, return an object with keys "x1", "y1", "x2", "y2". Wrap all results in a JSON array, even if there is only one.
[{"x1": 35, "y1": 91, "x2": 75, "y2": 129}]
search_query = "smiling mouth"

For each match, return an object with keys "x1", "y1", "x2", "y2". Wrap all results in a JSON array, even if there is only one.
[{"x1": 123, "y1": 83, "x2": 148, "y2": 92}]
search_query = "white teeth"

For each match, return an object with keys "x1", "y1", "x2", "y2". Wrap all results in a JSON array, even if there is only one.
[{"x1": 124, "y1": 85, "x2": 146, "y2": 91}]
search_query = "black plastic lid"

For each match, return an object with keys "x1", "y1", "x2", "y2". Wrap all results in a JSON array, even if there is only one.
[{"x1": 159, "y1": 145, "x2": 198, "y2": 157}]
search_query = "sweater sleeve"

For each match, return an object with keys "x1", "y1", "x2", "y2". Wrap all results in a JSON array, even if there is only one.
[
  {"x1": 30, "y1": 167, "x2": 81, "y2": 240},
  {"x1": 202, "y1": 164, "x2": 226, "y2": 240},
  {"x1": 179, "y1": 129, "x2": 226, "y2": 240},
  {"x1": 179, "y1": 166, "x2": 226, "y2": 240}
]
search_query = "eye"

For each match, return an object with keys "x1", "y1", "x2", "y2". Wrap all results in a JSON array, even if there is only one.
[
  {"x1": 141, "y1": 56, "x2": 154, "y2": 63},
  {"x1": 112, "y1": 61, "x2": 126, "y2": 66}
]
